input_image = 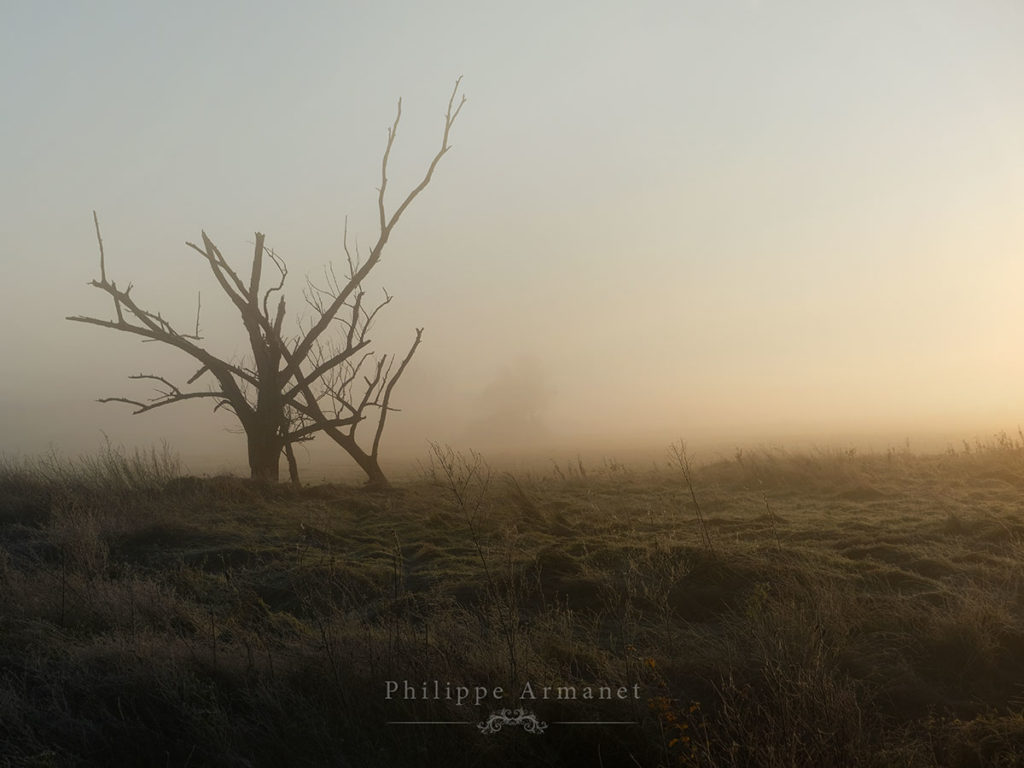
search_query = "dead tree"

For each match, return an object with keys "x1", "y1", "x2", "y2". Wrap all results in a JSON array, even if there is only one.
[{"x1": 68, "y1": 79, "x2": 466, "y2": 486}]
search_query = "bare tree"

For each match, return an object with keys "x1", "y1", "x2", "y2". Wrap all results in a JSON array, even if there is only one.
[{"x1": 68, "y1": 79, "x2": 466, "y2": 486}]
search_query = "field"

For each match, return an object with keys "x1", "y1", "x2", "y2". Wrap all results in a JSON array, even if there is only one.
[{"x1": 2, "y1": 438, "x2": 1024, "y2": 767}]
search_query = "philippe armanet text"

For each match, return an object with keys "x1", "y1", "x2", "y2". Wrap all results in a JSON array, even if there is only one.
[{"x1": 385, "y1": 680, "x2": 642, "y2": 707}]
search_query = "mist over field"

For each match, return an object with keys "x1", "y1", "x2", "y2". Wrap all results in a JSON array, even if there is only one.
[{"x1": 2, "y1": 1, "x2": 1023, "y2": 479}]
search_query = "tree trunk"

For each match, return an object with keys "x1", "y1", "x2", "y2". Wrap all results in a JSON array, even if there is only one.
[
  {"x1": 352, "y1": 449, "x2": 390, "y2": 490},
  {"x1": 247, "y1": 428, "x2": 282, "y2": 483},
  {"x1": 284, "y1": 441, "x2": 300, "y2": 488},
  {"x1": 362, "y1": 462, "x2": 390, "y2": 490}
]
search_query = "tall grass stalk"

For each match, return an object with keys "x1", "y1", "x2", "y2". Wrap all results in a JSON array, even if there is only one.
[{"x1": 669, "y1": 440, "x2": 713, "y2": 554}]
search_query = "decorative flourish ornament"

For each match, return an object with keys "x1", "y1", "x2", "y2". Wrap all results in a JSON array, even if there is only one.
[{"x1": 477, "y1": 708, "x2": 548, "y2": 735}]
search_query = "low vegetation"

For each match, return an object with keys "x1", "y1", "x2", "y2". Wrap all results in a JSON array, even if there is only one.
[{"x1": 2, "y1": 436, "x2": 1024, "y2": 766}]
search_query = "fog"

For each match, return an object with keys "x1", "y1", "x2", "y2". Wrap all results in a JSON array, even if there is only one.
[{"x1": 2, "y1": 1, "x2": 1023, "y2": 480}]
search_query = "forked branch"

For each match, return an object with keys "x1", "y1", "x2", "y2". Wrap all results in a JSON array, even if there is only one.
[
  {"x1": 98, "y1": 374, "x2": 229, "y2": 414},
  {"x1": 282, "y1": 77, "x2": 465, "y2": 384}
]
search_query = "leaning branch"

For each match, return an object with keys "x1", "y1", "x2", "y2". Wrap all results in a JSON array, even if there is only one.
[{"x1": 371, "y1": 327, "x2": 423, "y2": 458}]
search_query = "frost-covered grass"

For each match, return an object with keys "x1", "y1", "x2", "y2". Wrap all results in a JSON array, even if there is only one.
[{"x1": 2, "y1": 439, "x2": 1024, "y2": 766}]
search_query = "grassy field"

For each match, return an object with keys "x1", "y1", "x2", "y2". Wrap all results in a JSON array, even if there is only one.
[{"x1": 2, "y1": 438, "x2": 1024, "y2": 767}]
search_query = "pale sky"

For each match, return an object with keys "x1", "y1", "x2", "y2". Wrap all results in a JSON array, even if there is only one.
[{"x1": 3, "y1": 1, "x2": 1023, "y2": 477}]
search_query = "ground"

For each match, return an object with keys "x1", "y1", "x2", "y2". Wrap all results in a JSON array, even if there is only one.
[{"x1": 2, "y1": 439, "x2": 1024, "y2": 767}]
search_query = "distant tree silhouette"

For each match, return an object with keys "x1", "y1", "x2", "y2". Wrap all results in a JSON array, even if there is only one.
[{"x1": 68, "y1": 80, "x2": 466, "y2": 487}]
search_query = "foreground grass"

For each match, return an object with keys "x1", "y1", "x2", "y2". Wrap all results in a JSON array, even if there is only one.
[{"x1": 2, "y1": 440, "x2": 1024, "y2": 766}]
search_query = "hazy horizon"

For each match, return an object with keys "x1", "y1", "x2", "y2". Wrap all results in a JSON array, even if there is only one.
[{"x1": 3, "y1": 1, "x2": 1023, "y2": 480}]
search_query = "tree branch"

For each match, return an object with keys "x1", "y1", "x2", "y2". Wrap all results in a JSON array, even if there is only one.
[
  {"x1": 98, "y1": 373, "x2": 228, "y2": 415},
  {"x1": 372, "y1": 328, "x2": 423, "y2": 458},
  {"x1": 92, "y1": 210, "x2": 106, "y2": 285},
  {"x1": 282, "y1": 338, "x2": 372, "y2": 402},
  {"x1": 281, "y1": 77, "x2": 464, "y2": 384}
]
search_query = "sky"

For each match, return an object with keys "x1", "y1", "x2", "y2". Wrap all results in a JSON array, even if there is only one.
[{"x1": 2, "y1": 1, "x2": 1023, "y2": 478}]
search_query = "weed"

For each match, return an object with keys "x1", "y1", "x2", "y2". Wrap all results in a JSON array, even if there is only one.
[{"x1": 669, "y1": 441, "x2": 714, "y2": 554}]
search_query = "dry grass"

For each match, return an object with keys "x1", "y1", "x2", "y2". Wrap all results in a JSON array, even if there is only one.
[{"x1": 2, "y1": 438, "x2": 1024, "y2": 766}]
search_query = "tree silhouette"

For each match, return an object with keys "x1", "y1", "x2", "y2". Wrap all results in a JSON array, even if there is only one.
[{"x1": 68, "y1": 79, "x2": 466, "y2": 486}]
